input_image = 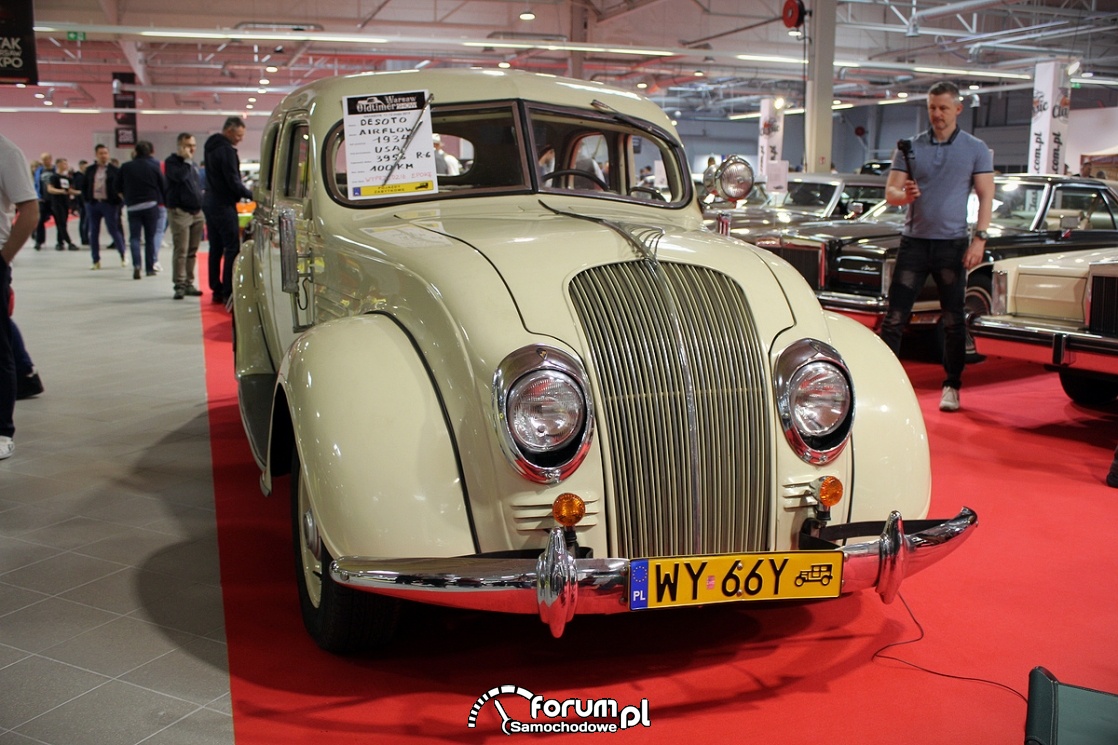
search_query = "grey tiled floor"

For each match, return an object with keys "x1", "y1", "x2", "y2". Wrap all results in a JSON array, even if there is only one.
[{"x1": 0, "y1": 234, "x2": 234, "y2": 745}]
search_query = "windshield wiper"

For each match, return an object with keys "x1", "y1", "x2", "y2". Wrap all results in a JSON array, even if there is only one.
[
  {"x1": 590, "y1": 99, "x2": 662, "y2": 139},
  {"x1": 380, "y1": 93, "x2": 434, "y2": 186}
]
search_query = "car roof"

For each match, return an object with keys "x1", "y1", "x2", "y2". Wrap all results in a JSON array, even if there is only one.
[
  {"x1": 269, "y1": 68, "x2": 678, "y2": 134},
  {"x1": 994, "y1": 173, "x2": 1118, "y2": 191},
  {"x1": 784, "y1": 173, "x2": 887, "y2": 186}
]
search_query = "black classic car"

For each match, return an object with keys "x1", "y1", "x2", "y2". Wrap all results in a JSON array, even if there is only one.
[
  {"x1": 702, "y1": 172, "x2": 887, "y2": 239},
  {"x1": 747, "y1": 174, "x2": 1118, "y2": 335}
]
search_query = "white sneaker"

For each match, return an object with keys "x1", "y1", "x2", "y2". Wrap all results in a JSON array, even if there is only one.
[
  {"x1": 0, "y1": 436, "x2": 13, "y2": 460},
  {"x1": 939, "y1": 386, "x2": 960, "y2": 412},
  {"x1": 153, "y1": 262, "x2": 163, "y2": 272}
]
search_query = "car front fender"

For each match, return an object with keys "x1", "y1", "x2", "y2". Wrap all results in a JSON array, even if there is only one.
[
  {"x1": 277, "y1": 314, "x2": 475, "y2": 560},
  {"x1": 824, "y1": 311, "x2": 932, "y2": 521}
]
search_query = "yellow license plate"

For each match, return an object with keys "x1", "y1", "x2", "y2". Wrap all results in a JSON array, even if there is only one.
[{"x1": 629, "y1": 551, "x2": 842, "y2": 610}]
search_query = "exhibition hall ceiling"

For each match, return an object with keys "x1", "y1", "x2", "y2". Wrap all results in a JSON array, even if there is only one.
[{"x1": 11, "y1": 0, "x2": 1118, "y2": 118}]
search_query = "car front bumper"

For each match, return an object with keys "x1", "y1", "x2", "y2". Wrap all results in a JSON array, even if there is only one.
[
  {"x1": 970, "y1": 315, "x2": 1118, "y2": 376},
  {"x1": 330, "y1": 507, "x2": 977, "y2": 637}
]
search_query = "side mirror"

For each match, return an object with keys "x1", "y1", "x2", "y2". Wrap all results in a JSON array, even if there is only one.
[{"x1": 714, "y1": 156, "x2": 754, "y2": 202}]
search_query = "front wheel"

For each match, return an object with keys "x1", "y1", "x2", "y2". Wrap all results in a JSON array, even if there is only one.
[
  {"x1": 291, "y1": 446, "x2": 400, "y2": 654},
  {"x1": 1059, "y1": 371, "x2": 1118, "y2": 407}
]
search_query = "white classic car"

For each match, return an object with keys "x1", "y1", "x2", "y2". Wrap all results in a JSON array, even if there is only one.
[
  {"x1": 970, "y1": 247, "x2": 1118, "y2": 406},
  {"x1": 232, "y1": 69, "x2": 976, "y2": 653}
]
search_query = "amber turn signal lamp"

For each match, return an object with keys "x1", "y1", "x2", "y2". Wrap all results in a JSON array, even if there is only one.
[
  {"x1": 813, "y1": 476, "x2": 843, "y2": 508},
  {"x1": 552, "y1": 493, "x2": 586, "y2": 527}
]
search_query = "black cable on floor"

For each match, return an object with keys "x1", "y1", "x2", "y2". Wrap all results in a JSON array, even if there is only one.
[{"x1": 872, "y1": 592, "x2": 1029, "y2": 704}]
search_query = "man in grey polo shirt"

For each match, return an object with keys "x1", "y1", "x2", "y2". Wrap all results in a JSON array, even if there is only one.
[{"x1": 881, "y1": 80, "x2": 995, "y2": 412}]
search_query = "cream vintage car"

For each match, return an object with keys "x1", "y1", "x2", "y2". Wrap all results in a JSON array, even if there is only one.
[
  {"x1": 970, "y1": 247, "x2": 1118, "y2": 406},
  {"x1": 232, "y1": 68, "x2": 976, "y2": 654}
]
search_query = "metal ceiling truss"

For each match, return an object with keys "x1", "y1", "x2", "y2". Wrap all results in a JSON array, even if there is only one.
[{"x1": 15, "y1": 0, "x2": 1118, "y2": 116}]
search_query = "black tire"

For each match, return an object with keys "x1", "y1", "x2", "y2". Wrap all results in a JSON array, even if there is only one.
[
  {"x1": 1058, "y1": 371, "x2": 1118, "y2": 407},
  {"x1": 291, "y1": 446, "x2": 400, "y2": 654}
]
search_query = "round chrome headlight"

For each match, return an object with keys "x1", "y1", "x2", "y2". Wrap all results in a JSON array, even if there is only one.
[
  {"x1": 716, "y1": 155, "x2": 755, "y2": 201},
  {"x1": 775, "y1": 339, "x2": 854, "y2": 464},
  {"x1": 507, "y1": 370, "x2": 585, "y2": 453},
  {"x1": 494, "y1": 346, "x2": 595, "y2": 484},
  {"x1": 788, "y1": 361, "x2": 851, "y2": 437}
]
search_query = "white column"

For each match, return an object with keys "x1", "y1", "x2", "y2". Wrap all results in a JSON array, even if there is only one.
[
  {"x1": 804, "y1": 0, "x2": 835, "y2": 173},
  {"x1": 1028, "y1": 60, "x2": 1071, "y2": 175}
]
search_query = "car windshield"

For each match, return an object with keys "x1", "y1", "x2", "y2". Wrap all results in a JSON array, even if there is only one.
[
  {"x1": 767, "y1": 182, "x2": 838, "y2": 214},
  {"x1": 859, "y1": 181, "x2": 1055, "y2": 229},
  {"x1": 326, "y1": 101, "x2": 689, "y2": 207},
  {"x1": 986, "y1": 181, "x2": 1047, "y2": 228}
]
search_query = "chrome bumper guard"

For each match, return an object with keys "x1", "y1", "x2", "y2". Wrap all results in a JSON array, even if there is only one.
[{"x1": 330, "y1": 507, "x2": 977, "y2": 638}]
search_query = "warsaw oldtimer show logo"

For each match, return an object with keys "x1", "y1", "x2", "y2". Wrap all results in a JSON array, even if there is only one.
[{"x1": 467, "y1": 684, "x2": 651, "y2": 735}]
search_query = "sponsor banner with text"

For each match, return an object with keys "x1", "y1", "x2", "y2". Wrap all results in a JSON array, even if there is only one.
[{"x1": 0, "y1": 0, "x2": 38, "y2": 85}]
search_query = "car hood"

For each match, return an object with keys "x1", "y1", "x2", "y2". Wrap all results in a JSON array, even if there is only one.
[
  {"x1": 996, "y1": 245, "x2": 1118, "y2": 276},
  {"x1": 768, "y1": 219, "x2": 904, "y2": 246},
  {"x1": 367, "y1": 199, "x2": 798, "y2": 341},
  {"x1": 766, "y1": 218, "x2": 1045, "y2": 256}
]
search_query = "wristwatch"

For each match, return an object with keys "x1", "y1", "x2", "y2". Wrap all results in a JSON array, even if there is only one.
[{"x1": 974, "y1": 229, "x2": 989, "y2": 240}]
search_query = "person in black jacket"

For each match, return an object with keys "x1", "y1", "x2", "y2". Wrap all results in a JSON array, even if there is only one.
[
  {"x1": 46, "y1": 158, "x2": 79, "y2": 251},
  {"x1": 116, "y1": 141, "x2": 167, "y2": 280},
  {"x1": 165, "y1": 133, "x2": 206, "y2": 300},
  {"x1": 203, "y1": 116, "x2": 253, "y2": 305},
  {"x1": 73, "y1": 160, "x2": 89, "y2": 246},
  {"x1": 82, "y1": 144, "x2": 128, "y2": 269}
]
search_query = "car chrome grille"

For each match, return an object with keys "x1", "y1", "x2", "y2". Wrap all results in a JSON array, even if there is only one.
[
  {"x1": 1089, "y1": 275, "x2": 1118, "y2": 336},
  {"x1": 569, "y1": 261, "x2": 772, "y2": 559},
  {"x1": 768, "y1": 246, "x2": 823, "y2": 290}
]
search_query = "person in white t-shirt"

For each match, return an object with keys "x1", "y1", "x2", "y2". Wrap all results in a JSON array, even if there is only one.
[
  {"x1": 432, "y1": 134, "x2": 461, "y2": 176},
  {"x1": 0, "y1": 133, "x2": 41, "y2": 459}
]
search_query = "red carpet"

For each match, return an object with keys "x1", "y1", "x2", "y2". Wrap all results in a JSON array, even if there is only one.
[{"x1": 200, "y1": 286, "x2": 1118, "y2": 744}]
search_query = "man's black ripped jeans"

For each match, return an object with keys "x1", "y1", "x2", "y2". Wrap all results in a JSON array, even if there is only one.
[{"x1": 878, "y1": 236, "x2": 968, "y2": 389}]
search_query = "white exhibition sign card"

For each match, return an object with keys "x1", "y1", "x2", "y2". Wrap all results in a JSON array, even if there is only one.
[{"x1": 343, "y1": 90, "x2": 437, "y2": 199}]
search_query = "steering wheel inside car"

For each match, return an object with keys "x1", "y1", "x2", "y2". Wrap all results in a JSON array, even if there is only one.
[
  {"x1": 541, "y1": 168, "x2": 610, "y2": 191},
  {"x1": 628, "y1": 185, "x2": 666, "y2": 201}
]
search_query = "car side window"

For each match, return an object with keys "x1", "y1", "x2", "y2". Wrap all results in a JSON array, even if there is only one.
[
  {"x1": 1051, "y1": 186, "x2": 1117, "y2": 230},
  {"x1": 259, "y1": 122, "x2": 279, "y2": 193},
  {"x1": 285, "y1": 124, "x2": 311, "y2": 200}
]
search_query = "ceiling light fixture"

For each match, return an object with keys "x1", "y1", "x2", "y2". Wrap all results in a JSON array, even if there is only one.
[
  {"x1": 259, "y1": 78, "x2": 270, "y2": 85},
  {"x1": 519, "y1": 9, "x2": 536, "y2": 21},
  {"x1": 265, "y1": 65, "x2": 279, "y2": 73}
]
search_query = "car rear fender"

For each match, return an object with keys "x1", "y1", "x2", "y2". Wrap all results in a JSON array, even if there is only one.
[
  {"x1": 231, "y1": 249, "x2": 275, "y2": 379},
  {"x1": 274, "y1": 314, "x2": 475, "y2": 560},
  {"x1": 824, "y1": 312, "x2": 932, "y2": 520}
]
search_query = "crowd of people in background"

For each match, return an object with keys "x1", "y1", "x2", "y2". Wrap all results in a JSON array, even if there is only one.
[
  {"x1": 17, "y1": 115, "x2": 253, "y2": 301},
  {"x1": 0, "y1": 117, "x2": 255, "y2": 461}
]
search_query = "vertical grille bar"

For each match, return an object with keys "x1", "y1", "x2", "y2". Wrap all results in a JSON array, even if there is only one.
[
  {"x1": 1089, "y1": 275, "x2": 1118, "y2": 336},
  {"x1": 569, "y1": 261, "x2": 772, "y2": 558},
  {"x1": 769, "y1": 247, "x2": 824, "y2": 290}
]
